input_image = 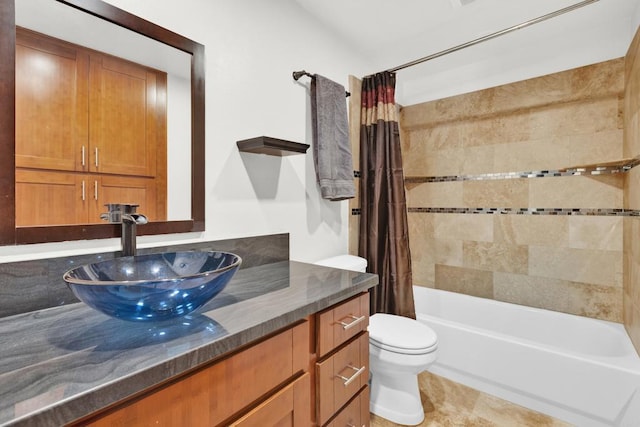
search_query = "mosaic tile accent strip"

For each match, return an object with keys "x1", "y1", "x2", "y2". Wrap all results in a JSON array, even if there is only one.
[
  {"x1": 404, "y1": 157, "x2": 640, "y2": 184},
  {"x1": 408, "y1": 207, "x2": 640, "y2": 216}
]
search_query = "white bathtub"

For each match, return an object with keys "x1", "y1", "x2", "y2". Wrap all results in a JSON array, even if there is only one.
[{"x1": 414, "y1": 286, "x2": 640, "y2": 427}]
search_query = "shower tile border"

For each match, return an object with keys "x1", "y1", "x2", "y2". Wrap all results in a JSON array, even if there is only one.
[
  {"x1": 404, "y1": 156, "x2": 640, "y2": 184},
  {"x1": 407, "y1": 207, "x2": 640, "y2": 216}
]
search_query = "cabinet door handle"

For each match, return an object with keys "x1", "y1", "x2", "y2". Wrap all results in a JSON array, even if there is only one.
[
  {"x1": 81, "y1": 146, "x2": 86, "y2": 167},
  {"x1": 95, "y1": 147, "x2": 99, "y2": 167},
  {"x1": 336, "y1": 365, "x2": 366, "y2": 387},
  {"x1": 94, "y1": 181, "x2": 98, "y2": 200},
  {"x1": 81, "y1": 180, "x2": 85, "y2": 201},
  {"x1": 337, "y1": 314, "x2": 366, "y2": 330}
]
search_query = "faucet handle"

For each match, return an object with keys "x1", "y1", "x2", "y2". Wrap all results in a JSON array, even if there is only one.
[{"x1": 101, "y1": 203, "x2": 142, "y2": 224}]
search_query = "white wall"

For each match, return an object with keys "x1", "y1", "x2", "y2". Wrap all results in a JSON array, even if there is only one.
[{"x1": 0, "y1": 0, "x2": 371, "y2": 263}]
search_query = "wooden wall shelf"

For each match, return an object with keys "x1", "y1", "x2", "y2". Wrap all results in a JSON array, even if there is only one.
[{"x1": 237, "y1": 136, "x2": 309, "y2": 156}]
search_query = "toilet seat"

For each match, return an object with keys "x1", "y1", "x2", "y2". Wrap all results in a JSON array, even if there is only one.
[{"x1": 369, "y1": 313, "x2": 438, "y2": 355}]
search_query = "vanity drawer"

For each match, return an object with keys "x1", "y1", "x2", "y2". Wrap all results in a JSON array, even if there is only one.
[
  {"x1": 317, "y1": 293, "x2": 369, "y2": 358},
  {"x1": 326, "y1": 386, "x2": 370, "y2": 427},
  {"x1": 229, "y1": 373, "x2": 310, "y2": 427},
  {"x1": 316, "y1": 332, "x2": 369, "y2": 426}
]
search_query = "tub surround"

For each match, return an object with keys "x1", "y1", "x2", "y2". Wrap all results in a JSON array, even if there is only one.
[
  {"x1": 400, "y1": 58, "x2": 625, "y2": 323},
  {"x1": 0, "y1": 257, "x2": 378, "y2": 426},
  {"x1": 624, "y1": 19, "x2": 640, "y2": 360}
]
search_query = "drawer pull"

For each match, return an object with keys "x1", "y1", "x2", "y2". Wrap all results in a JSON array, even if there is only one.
[
  {"x1": 337, "y1": 314, "x2": 366, "y2": 330},
  {"x1": 336, "y1": 365, "x2": 366, "y2": 387}
]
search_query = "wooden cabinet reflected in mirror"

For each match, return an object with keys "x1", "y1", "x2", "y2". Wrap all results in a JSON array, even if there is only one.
[
  {"x1": 15, "y1": 28, "x2": 166, "y2": 227},
  {"x1": 0, "y1": 0, "x2": 205, "y2": 245}
]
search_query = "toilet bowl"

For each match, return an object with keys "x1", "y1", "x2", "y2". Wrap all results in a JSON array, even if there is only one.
[
  {"x1": 314, "y1": 255, "x2": 438, "y2": 425},
  {"x1": 369, "y1": 313, "x2": 437, "y2": 425}
]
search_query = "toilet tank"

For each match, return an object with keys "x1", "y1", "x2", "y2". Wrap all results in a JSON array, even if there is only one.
[{"x1": 314, "y1": 255, "x2": 367, "y2": 272}]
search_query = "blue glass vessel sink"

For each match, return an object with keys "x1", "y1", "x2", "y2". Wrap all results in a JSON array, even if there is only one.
[{"x1": 64, "y1": 251, "x2": 241, "y2": 322}]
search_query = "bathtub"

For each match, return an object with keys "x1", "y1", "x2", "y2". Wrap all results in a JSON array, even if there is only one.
[{"x1": 414, "y1": 286, "x2": 640, "y2": 427}]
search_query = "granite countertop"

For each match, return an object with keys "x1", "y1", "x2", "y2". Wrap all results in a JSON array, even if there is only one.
[{"x1": 0, "y1": 260, "x2": 378, "y2": 427}]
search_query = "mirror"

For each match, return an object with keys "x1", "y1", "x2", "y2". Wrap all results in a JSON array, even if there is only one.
[{"x1": 0, "y1": 0, "x2": 205, "y2": 245}]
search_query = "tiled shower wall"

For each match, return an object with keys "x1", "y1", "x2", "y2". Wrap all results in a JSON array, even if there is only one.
[
  {"x1": 400, "y1": 58, "x2": 625, "y2": 322},
  {"x1": 625, "y1": 27, "x2": 640, "y2": 353}
]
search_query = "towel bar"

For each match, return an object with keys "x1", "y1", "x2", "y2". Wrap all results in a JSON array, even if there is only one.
[{"x1": 292, "y1": 70, "x2": 350, "y2": 97}]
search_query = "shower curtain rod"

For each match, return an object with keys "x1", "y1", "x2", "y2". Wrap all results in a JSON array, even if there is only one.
[{"x1": 385, "y1": 0, "x2": 600, "y2": 74}]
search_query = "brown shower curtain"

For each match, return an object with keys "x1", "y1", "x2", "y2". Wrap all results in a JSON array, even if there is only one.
[{"x1": 359, "y1": 72, "x2": 415, "y2": 319}]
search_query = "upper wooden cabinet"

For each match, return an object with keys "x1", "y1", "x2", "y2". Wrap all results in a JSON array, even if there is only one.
[
  {"x1": 89, "y1": 54, "x2": 163, "y2": 177},
  {"x1": 15, "y1": 28, "x2": 167, "y2": 226},
  {"x1": 15, "y1": 29, "x2": 89, "y2": 172},
  {"x1": 15, "y1": 27, "x2": 166, "y2": 178}
]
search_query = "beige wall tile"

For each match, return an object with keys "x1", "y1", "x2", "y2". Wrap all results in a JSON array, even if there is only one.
[
  {"x1": 624, "y1": 297, "x2": 640, "y2": 356},
  {"x1": 435, "y1": 264, "x2": 494, "y2": 298},
  {"x1": 566, "y1": 282, "x2": 622, "y2": 322},
  {"x1": 625, "y1": 167, "x2": 640, "y2": 210},
  {"x1": 400, "y1": 59, "x2": 623, "y2": 130},
  {"x1": 528, "y1": 97, "x2": 621, "y2": 141},
  {"x1": 434, "y1": 238, "x2": 464, "y2": 267},
  {"x1": 568, "y1": 216, "x2": 623, "y2": 251},
  {"x1": 528, "y1": 175, "x2": 623, "y2": 209},
  {"x1": 529, "y1": 246, "x2": 622, "y2": 287},
  {"x1": 406, "y1": 181, "x2": 463, "y2": 207},
  {"x1": 493, "y1": 130, "x2": 623, "y2": 173},
  {"x1": 461, "y1": 145, "x2": 496, "y2": 175},
  {"x1": 494, "y1": 272, "x2": 622, "y2": 322},
  {"x1": 463, "y1": 179, "x2": 528, "y2": 208},
  {"x1": 461, "y1": 112, "x2": 532, "y2": 147},
  {"x1": 407, "y1": 124, "x2": 464, "y2": 152},
  {"x1": 405, "y1": 146, "x2": 465, "y2": 176},
  {"x1": 494, "y1": 272, "x2": 570, "y2": 312},
  {"x1": 433, "y1": 213, "x2": 493, "y2": 242},
  {"x1": 494, "y1": 215, "x2": 569, "y2": 246},
  {"x1": 408, "y1": 213, "x2": 435, "y2": 286},
  {"x1": 463, "y1": 241, "x2": 528, "y2": 274}
]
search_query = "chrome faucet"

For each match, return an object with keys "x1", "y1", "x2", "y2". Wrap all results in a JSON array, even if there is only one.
[{"x1": 100, "y1": 203, "x2": 148, "y2": 257}]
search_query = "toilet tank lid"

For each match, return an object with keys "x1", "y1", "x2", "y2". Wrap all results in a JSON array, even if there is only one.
[{"x1": 314, "y1": 255, "x2": 367, "y2": 272}]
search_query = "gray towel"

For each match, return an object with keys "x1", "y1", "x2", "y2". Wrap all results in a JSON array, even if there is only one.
[{"x1": 311, "y1": 75, "x2": 355, "y2": 201}]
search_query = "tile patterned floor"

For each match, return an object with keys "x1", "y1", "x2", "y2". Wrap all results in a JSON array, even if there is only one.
[{"x1": 370, "y1": 371, "x2": 572, "y2": 427}]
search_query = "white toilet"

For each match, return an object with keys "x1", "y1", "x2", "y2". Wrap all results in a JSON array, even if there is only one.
[{"x1": 315, "y1": 255, "x2": 438, "y2": 426}]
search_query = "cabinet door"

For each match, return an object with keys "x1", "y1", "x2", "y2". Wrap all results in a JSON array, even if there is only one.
[
  {"x1": 89, "y1": 175, "x2": 160, "y2": 223},
  {"x1": 229, "y1": 373, "x2": 311, "y2": 427},
  {"x1": 316, "y1": 333, "x2": 369, "y2": 426},
  {"x1": 82, "y1": 321, "x2": 310, "y2": 427},
  {"x1": 15, "y1": 170, "x2": 88, "y2": 226},
  {"x1": 89, "y1": 53, "x2": 164, "y2": 178},
  {"x1": 327, "y1": 386, "x2": 369, "y2": 427},
  {"x1": 15, "y1": 28, "x2": 88, "y2": 172}
]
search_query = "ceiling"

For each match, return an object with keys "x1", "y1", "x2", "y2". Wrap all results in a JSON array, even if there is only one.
[{"x1": 294, "y1": 0, "x2": 640, "y2": 105}]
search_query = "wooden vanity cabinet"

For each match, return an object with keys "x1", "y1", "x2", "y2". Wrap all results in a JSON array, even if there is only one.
[
  {"x1": 75, "y1": 292, "x2": 372, "y2": 427},
  {"x1": 316, "y1": 293, "x2": 370, "y2": 427},
  {"x1": 80, "y1": 319, "x2": 313, "y2": 427}
]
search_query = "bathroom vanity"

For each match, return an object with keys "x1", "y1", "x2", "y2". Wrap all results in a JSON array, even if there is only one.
[{"x1": 0, "y1": 257, "x2": 377, "y2": 426}]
